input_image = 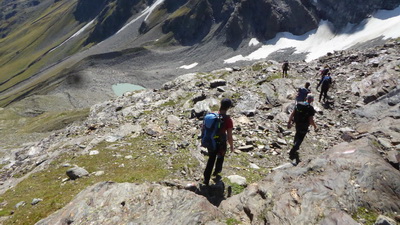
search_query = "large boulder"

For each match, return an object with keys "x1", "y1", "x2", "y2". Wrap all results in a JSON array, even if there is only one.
[{"x1": 36, "y1": 182, "x2": 224, "y2": 225}]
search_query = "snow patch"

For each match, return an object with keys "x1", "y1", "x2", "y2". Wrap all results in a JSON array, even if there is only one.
[
  {"x1": 117, "y1": 0, "x2": 164, "y2": 34},
  {"x1": 225, "y1": 6, "x2": 400, "y2": 63},
  {"x1": 50, "y1": 19, "x2": 95, "y2": 53},
  {"x1": 249, "y1": 38, "x2": 260, "y2": 46},
  {"x1": 180, "y1": 63, "x2": 198, "y2": 69}
]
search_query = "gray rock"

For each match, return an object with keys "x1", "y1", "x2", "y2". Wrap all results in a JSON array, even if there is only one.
[
  {"x1": 321, "y1": 211, "x2": 359, "y2": 225},
  {"x1": 238, "y1": 145, "x2": 254, "y2": 152},
  {"x1": 66, "y1": 167, "x2": 89, "y2": 180},
  {"x1": 378, "y1": 138, "x2": 393, "y2": 149},
  {"x1": 227, "y1": 175, "x2": 247, "y2": 186},
  {"x1": 210, "y1": 79, "x2": 226, "y2": 88},
  {"x1": 36, "y1": 182, "x2": 224, "y2": 225},
  {"x1": 31, "y1": 198, "x2": 43, "y2": 205},
  {"x1": 374, "y1": 215, "x2": 397, "y2": 225},
  {"x1": 166, "y1": 115, "x2": 181, "y2": 128},
  {"x1": 15, "y1": 201, "x2": 25, "y2": 209}
]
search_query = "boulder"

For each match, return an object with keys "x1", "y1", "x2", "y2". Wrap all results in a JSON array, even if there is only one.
[
  {"x1": 36, "y1": 182, "x2": 224, "y2": 225},
  {"x1": 66, "y1": 167, "x2": 89, "y2": 180}
]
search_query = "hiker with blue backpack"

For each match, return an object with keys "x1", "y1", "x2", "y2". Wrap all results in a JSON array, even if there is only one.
[
  {"x1": 287, "y1": 94, "x2": 318, "y2": 165},
  {"x1": 201, "y1": 98, "x2": 234, "y2": 186}
]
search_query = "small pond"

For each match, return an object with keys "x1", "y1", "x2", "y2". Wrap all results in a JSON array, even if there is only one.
[{"x1": 112, "y1": 83, "x2": 145, "y2": 97}]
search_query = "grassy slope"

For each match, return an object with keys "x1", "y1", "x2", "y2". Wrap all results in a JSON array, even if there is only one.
[{"x1": 0, "y1": 0, "x2": 89, "y2": 106}]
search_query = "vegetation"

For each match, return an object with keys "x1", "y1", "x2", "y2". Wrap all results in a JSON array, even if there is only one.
[
  {"x1": 0, "y1": 134, "x2": 199, "y2": 224},
  {"x1": 352, "y1": 207, "x2": 379, "y2": 225}
]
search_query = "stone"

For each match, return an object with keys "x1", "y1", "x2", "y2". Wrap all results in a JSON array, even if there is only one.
[
  {"x1": 31, "y1": 198, "x2": 43, "y2": 205},
  {"x1": 144, "y1": 124, "x2": 163, "y2": 137},
  {"x1": 166, "y1": 115, "x2": 181, "y2": 128},
  {"x1": 378, "y1": 138, "x2": 393, "y2": 149},
  {"x1": 105, "y1": 135, "x2": 122, "y2": 142},
  {"x1": 89, "y1": 150, "x2": 99, "y2": 156},
  {"x1": 374, "y1": 215, "x2": 397, "y2": 225},
  {"x1": 227, "y1": 175, "x2": 247, "y2": 186},
  {"x1": 238, "y1": 145, "x2": 254, "y2": 152},
  {"x1": 210, "y1": 79, "x2": 226, "y2": 88},
  {"x1": 66, "y1": 167, "x2": 89, "y2": 180},
  {"x1": 93, "y1": 171, "x2": 105, "y2": 176},
  {"x1": 15, "y1": 201, "x2": 25, "y2": 209},
  {"x1": 249, "y1": 163, "x2": 260, "y2": 169}
]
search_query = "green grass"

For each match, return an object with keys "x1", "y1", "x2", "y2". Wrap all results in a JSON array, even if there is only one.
[
  {"x1": 351, "y1": 207, "x2": 379, "y2": 225},
  {"x1": 0, "y1": 1, "x2": 91, "y2": 107},
  {"x1": 226, "y1": 217, "x2": 241, "y2": 225},
  {"x1": 20, "y1": 108, "x2": 90, "y2": 133},
  {"x1": 0, "y1": 134, "x2": 199, "y2": 224}
]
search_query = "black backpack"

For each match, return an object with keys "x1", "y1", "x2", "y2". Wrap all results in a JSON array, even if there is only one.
[{"x1": 294, "y1": 103, "x2": 311, "y2": 124}]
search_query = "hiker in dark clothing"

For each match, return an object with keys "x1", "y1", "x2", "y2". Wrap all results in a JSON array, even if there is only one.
[
  {"x1": 296, "y1": 82, "x2": 311, "y2": 103},
  {"x1": 203, "y1": 98, "x2": 234, "y2": 185},
  {"x1": 282, "y1": 61, "x2": 289, "y2": 78},
  {"x1": 318, "y1": 73, "x2": 333, "y2": 102},
  {"x1": 287, "y1": 95, "x2": 318, "y2": 165}
]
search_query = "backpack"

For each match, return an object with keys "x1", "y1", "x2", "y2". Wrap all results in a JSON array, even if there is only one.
[
  {"x1": 294, "y1": 102, "x2": 311, "y2": 124},
  {"x1": 296, "y1": 88, "x2": 310, "y2": 102},
  {"x1": 282, "y1": 62, "x2": 289, "y2": 70},
  {"x1": 321, "y1": 76, "x2": 332, "y2": 87},
  {"x1": 201, "y1": 113, "x2": 225, "y2": 151}
]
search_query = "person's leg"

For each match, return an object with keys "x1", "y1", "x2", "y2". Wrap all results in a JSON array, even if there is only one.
[
  {"x1": 214, "y1": 155, "x2": 225, "y2": 175},
  {"x1": 322, "y1": 88, "x2": 328, "y2": 102},
  {"x1": 319, "y1": 89, "x2": 323, "y2": 102},
  {"x1": 203, "y1": 150, "x2": 217, "y2": 185},
  {"x1": 289, "y1": 130, "x2": 307, "y2": 163}
]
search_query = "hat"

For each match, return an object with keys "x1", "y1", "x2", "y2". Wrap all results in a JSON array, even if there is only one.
[{"x1": 221, "y1": 98, "x2": 233, "y2": 109}]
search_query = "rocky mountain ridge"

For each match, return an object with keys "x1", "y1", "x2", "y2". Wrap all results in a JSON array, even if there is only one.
[{"x1": 0, "y1": 40, "x2": 399, "y2": 224}]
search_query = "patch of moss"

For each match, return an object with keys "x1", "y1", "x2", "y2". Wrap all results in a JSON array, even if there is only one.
[
  {"x1": 352, "y1": 207, "x2": 379, "y2": 225},
  {"x1": 252, "y1": 63, "x2": 263, "y2": 72},
  {"x1": 226, "y1": 217, "x2": 241, "y2": 225},
  {"x1": 266, "y1": 73, "x2": 282, "y2": 82}
]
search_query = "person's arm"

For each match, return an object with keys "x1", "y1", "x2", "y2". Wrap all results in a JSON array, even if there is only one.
[
  {"x1": 287, "y1": 110, "x2": 295, "y2": 129},
  {"x1": 309, "y1": 116, "x2": 317, "y2": 131},
  {"x1": 227, "y1": 128, "x2": 234, "y2": 152}
]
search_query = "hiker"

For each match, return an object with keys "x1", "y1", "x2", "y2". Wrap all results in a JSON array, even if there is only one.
[
  {"x1": 315, "y1": 65, "x2": 330, "y2": 79},
  {"x1": 202, "y1": 98, "x2": 234, "y2": 185},
  {"x1": 318, "y1": 73, "x2": 333, "y2": 102},
  {"x1": 287, "y1": 94, "x2": 318, "y2": 165},
  {"x1": 296, "y1": 82, "x2": 311, "y2": 103},
  {"x1": 282, "y1": 61, "x2": 289, "y2": 78}
]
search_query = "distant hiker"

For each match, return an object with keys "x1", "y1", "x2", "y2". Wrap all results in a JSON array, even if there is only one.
[
  {"x1": 287, "y1": 95, "x2": 318, "y2": 165},
  {"x1": 202, "y1": 98, "x2": 234, "y2": 185},
  {"x1": 296, "y1": 82, "x2": 311, "y2": 103},
  {"x1": 282, "y1": 61, "x2": 289, "y2": 78},
  {"x1": 315, "y1": 65, "x2": 330, "y2": 79},
  {"x1": 318, "y1": 73, "x2": 333, "y2": 102}
]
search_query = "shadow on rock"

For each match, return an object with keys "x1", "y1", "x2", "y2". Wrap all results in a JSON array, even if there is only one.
[{"x1": 196, "y1": 176, "x2": 226, "y2": 207}]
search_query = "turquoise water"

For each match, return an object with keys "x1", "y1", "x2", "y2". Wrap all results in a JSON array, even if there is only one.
[{"x1": 112, "y1": 83, "x2": 145, "y2": 96}]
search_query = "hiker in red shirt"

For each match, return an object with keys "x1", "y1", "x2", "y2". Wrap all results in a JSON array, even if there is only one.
[{"x1": 203, "y1": 98, "x2": 234, "y2": 185}]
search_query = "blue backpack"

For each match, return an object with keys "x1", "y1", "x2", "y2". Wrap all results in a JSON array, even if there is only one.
[{"x1": 201, "y1": 113, "x2": 224, "y2": 151}]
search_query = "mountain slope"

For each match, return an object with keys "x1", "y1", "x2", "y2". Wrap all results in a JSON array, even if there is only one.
[
  {"x1": 1, "y1": 0, "x2": 400, "y2": 108},
  {"x1": 0, "y1": 40, "x2": 399, "y2": 224}
]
